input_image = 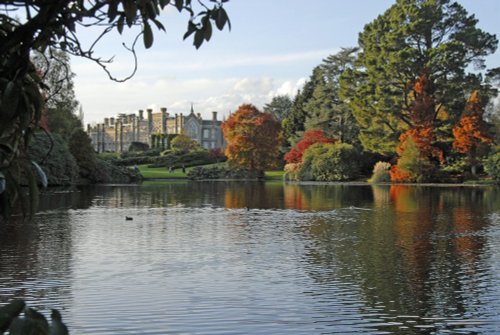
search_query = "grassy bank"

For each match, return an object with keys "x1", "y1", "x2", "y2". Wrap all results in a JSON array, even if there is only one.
[{"x1": 137, "y1": 163, "x2": 285, "y2": 181}]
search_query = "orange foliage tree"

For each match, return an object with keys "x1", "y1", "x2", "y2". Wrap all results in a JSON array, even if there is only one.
[
  {"x1": 221, "y1": 104, "x2": 282, "y2": 172},
  {"x1": 452, "y1": 90, "x2": 492, "y2": 175},
  {"x1": 391, "y1": 73, "x2": 443, "y2": 182},
  {"x1": 284, "y1": 129, "x2": 335, "y2": 164}
]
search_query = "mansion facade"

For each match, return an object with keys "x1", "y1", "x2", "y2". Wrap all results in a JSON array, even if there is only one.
[{"x1": 87, "y1": 106, "x2": 225, "y2": 152}]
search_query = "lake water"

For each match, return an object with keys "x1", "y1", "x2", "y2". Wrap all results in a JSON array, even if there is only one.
[{"x1": 1, "y1": 182, "x2": 499, "y2": 334}]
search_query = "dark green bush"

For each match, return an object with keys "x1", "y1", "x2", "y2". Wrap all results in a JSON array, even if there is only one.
[
  {"x1": 128, "y1": 141, "x2": 150, "y2": 152},
  {"x1": 68, "y1": 129, "x2": 96, "y2": 178},
  {"x1": 187, "y1": 166, "x2": 263, "y2": 180},
  {"x1": 298, "y1": 143, "x2": 360, "y2": 181},
  {"x1": 121, "y1": 148, "x2": 160, "y2": 159},
  {"x1": 88, "y1": 159, "x2": 142, "y2": 184}
]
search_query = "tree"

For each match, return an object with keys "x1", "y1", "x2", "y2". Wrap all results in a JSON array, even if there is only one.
[
  {"x1": 340, "y1": 0, "x2": 498, "y2": 155},
  {"x1": 452, "y1": 90, "x2": 493, "y2": 175},
  {"x1": 304, "y1": 48, "x2": 360, "y2": 145},
  {"x1": 221, "y1": 104, "x2": 282, "y2": 172},
  {"x1": 284, "y1": 129, "x2": 335, "y2": 164},
  {"x1": 390, "y1": 73, "x2": 444, "y2": 182},
  {"x1": 281, "y1": 67, "x2": 320, "y2": 145},
  {"x1": 68, "y1": 129, "x2": 97, "y2": 178},
  {"x1": 171, "y1": 134, "x2": 201, "y2": 153},
  {"x1": 32, "y1": 49, "x2": 82, "y2": 141},
  {"x1": 0, "y1": 0, "x2": 231, "y2": 219},
  {"x1": 263, "y1": 95, "x2": 292, "y2": 121}
]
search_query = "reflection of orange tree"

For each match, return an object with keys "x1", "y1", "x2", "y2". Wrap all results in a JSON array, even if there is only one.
[
  {"x1": 283, "y1": 184, "x2": 308, "y2": 210},
  {"x1": 224, "y1": 186, "x2": 247, "y2": 209},
  {"x1": 223, "y1": 182, "x2": 284, "y2": 209},
  {"x1": 452, "y1": 207, "x2": 482, "y2": 269},
  {"x1": 390, "y1": 185, "x2": 435, "y2": 304}
]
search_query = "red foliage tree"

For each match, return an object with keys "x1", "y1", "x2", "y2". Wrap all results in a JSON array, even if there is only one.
[
  {"x1": 284, "y1": 129, "x2": 335, "y2": 164},
  {"x1": 221, "y1": 104, "x2": 282, "y2": 172},
  {"x1": 391, "y1": 73, "x2": 443, "y2": 182}
]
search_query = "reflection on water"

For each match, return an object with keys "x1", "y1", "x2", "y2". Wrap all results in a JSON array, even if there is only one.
[{"x1": 0, "y1": 182, "x2": 499, "y2": 334}]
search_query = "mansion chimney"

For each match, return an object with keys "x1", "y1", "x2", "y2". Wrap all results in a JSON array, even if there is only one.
[
  {"x1": 212, "y1": 111, "x2": 217, "y2": 121},
  {"x1": 161, "y1": 107, "x2": 167, "y2": 134},
  {"x1": 147, "y1": 108, "x2": 153, "y2": 133},
  {"x1": 139, "y1": 109, "x2": 144, "y2": 120}
]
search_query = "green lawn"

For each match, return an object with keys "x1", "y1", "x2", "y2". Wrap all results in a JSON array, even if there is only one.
[
  {"x1": 137, "y1": 163, "x2": 285, "y2": 180},
  {"x1": 138, "y1": 164, "x2": 188, "y2": 179}
]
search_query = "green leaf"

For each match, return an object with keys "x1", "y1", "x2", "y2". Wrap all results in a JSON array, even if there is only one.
[
  {"x1": 152, "y1": 19, "x2": 165, "y2": 32},
  {"x1": 215, "y1": 7, "x2": 229, "y2": 30},
  {"x1": 183, "y1": 21, "x2": 197, "y2": 40},
  {"x1": 0, "y1": 299, "x2": 25, "y2": 332},
  {"x1": 123, "y1": 1, "x2": 137, "y2": 27},
  {"x1": 203, "y1": 18, "x2": 212, "y2": 41},
  {"x1": 175, "y1": 0, "x2": 183, "y2": 12},
  {"x1": 193, "y1": 29, "x2": 204, "y2": 49},
  {"x1": 143, "y1": 22, "x2": 154, "y2": 49},
  {"x1": 107, "y1": 0, "x2": 119, "y2": 22},
  {"x1": 117, "y1": 15, "x2": 125, "y2": 34}
]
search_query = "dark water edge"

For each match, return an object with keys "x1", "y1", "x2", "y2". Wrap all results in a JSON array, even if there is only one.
[{"x1": 1, "y1": 182, "x2": 499, "y2": 334}]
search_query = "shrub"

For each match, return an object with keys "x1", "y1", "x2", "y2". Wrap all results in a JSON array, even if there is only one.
[
  {"x1": 88, "y1": 159, "x2": 142, "y2": 184},
  {"x1": 390, "y1": 136, "x2": 438, "y2": 183},
  {"x1": 96, "y1": 152, "x2": 120, "y2": 161},
  {"x1": 68, "y1": 129, "x2": 96, "y2": 178},
  {"x1": 128, "y1": 141, "x2": 149, "y2": 152},
  {"x1": 284, "y1": 129, "x2": 335, "y2": 164},
  {"x1": 187, "y1": 166, "x2": 263, "y2": 180},
  {"x1": 484, "y1": 148, "x2": 500, "y2": 183},
  {"x1": 283, "y1": 163, "x2": 301, "y2": 181},
  {"x1": 298, "y1": 143, "x2": 360, "y2": 181},
  {"x1": 368, "y1": 161, "x2": 391, "y2": 183}
]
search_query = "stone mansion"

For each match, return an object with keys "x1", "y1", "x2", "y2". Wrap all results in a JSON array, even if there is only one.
[{"x1": 86, "y1": 106, "x2": 225, "y2": 153}]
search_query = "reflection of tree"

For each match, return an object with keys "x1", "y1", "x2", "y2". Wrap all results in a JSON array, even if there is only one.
[
  {"x1": 283, "y1": 184, "x2": 373, "y2": 210},
  {"x1": 223, "y1": 182, "x2": 284, "y2": 209},
  {"x1": 302, "y1": 185, "x2": 498, "y2": 333}
]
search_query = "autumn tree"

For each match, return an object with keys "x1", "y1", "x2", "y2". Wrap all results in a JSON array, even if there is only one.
[
  {"x1": 341, "y1": 0, "x2": 498, "y2": 155},
  {"x1": 221, "y1": 104, "x2": 282, "y2": 173},
  {"x1": 390, "y1": 73, "x2": 444, "y2": 182},
  {"x1": 453, "y1": 90, "x2": 493, "y2": 175},
  {"x1": 284, "y1": 129, "x2": 335, "y2": 164}
]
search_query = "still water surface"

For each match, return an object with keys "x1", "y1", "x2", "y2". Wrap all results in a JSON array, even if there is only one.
[{"x1": 0, "y1": 182, "x2": 499, "y2": 334}]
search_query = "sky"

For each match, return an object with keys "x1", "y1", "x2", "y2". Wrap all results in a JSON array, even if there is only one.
[{"x1": 72, "y1": 0, "x2": 500, "y2": 126}]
